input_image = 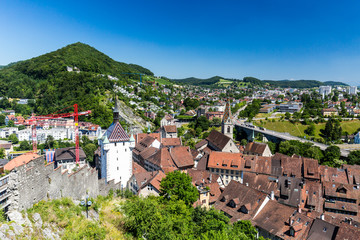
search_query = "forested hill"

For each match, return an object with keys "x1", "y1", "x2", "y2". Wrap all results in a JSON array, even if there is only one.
[
  {"x1": 263, "y1": 79, "x2": 348, "y2": 88},
  {"x1": 173, "y1": 76, "x2": 348, "y2": 88},
  {"x1": 172, "y1": 76, "x2": 225, "y2": 86},
  {"x1": 0, "y1": 42, "x2": 153, "y2": 127}
]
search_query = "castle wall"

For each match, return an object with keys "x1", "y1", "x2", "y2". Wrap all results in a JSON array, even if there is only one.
[{"x1": 8, "y1": 156, "x2": 120, "y2": 212}]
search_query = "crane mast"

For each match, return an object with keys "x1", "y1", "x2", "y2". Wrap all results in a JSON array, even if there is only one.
[{"x1": 29, "y1": 104, "x2": 91, "y2": 163}]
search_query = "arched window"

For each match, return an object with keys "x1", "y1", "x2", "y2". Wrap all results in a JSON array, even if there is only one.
[{"x1": 227, "y1": 126, "x2": 231, "y2": 133}]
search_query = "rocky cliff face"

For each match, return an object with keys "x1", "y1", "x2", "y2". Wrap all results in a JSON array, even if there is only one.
[{"x1": 118, "y1": 100, "x2": 149, "y2": 133}]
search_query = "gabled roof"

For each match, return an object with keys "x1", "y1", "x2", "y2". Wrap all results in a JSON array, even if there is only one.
[
  {"x1": 169, "y1": 146, "x2": 194, "y2": 168},
  {"x1": 55, "y1": 147, "x2": 86, "y2": 161},
  {"x1": 242, "y1": 172, "x2": 278, "y2": 195},
  {"x1": 148, "y1": 148, "x2": 177, "y2": 173},
  {"x1": 307, "y1": 219, "x2": 337, "y2": 240},
  {"x1": 206, "y1": 130, "x2": 231, "y2": 150},
  {"x1": 335, "y1": 222, "x2": 360, "y2": 240},
  {"x1": 195, "y1": 139, "x2": 208, "y2": 149},
  {"x1": 161, "y1": 138, "x2": 181, "y2": 147},
  {"x1": 282, "y1": 156, "x2": 302, "y2": 178},
  {"x1": 133, "y1": 171, "x2": 155, "y2": 190},
  {"x1": 207, "y1": 151, "x2": 244, "y2": 171},
  {"x1": 323, "y1": 181, "x2": 359, "y2": 200},
  {"x1": 187, "y1": 169, "x2": 219, "y2": 186},
  {"x1": 278, "y1": 176, "x2": 303, "y2": 207},
  {"x1": 136, "y1": 133, "x2": 161, "y2": 144},
  {"x1": 0, "y1": 143, "x2": 12, "y2": 150},
  {"x1": 133, "y1": 136, "x2": 157, "y2": 156},
  {"x1": 142, "y1": 171, "x2": 166, "y2": 192},
  {"x1": 253, "y1": 200, "x2": 297, "y2": 238},
  {"x1": 319, "y1": 165, "x2": 348, "y2": 184},
  {"x1": 196, "y1": 153, "x2": 209, "y2": 171},
  {"x1": 343, "y1": 164, "x2": 360, "y2": 185},
  {"x1": 4, "y1": 152, "x2": 40, "y2": 171},
  {"x1": 139, "y1": 147, "x2": 158, "y2": 160},
  {"x1": 132, "y1": 161, "x2": 147, "y2": 174},
  {"x1": 301, "y1": 180, "x2": 323, "y2": 212},
  {"x1": 303, "y1": 158, "x2": 320, "y2": 180},
  {"x1": 244, "y1": 142, "x2": 268, "y2": 155},
  {"x1": 163, "y1": 125, "x2": 177, "y2": 133},
  {"x1": 214, "y1": 180, "x2": 268, "y2": 222}
]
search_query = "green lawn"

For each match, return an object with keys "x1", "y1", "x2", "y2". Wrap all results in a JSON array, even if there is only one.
[
  {"x1": 254, "y1": 119, "x2": 360, "y2": 138},
  {"x1": 155, "y1": 78, "x2": 173, "y2": 85}
]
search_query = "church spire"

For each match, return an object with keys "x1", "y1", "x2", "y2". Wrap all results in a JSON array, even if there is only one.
[
  {"x1": 113, "y1": 95, "x2": 120, "y2": 123},
  {"x1": 221, "y1": 98, "x2": 234, "y2": 139},
  {"x1": 222, "y1": 98, "x2": 232, "y2": 124}
]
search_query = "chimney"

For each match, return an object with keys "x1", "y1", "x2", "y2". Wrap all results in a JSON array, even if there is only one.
[
  {"x1": 270, "y1": 191, "x2": 275, "y2": 200},
  {"x1": 297, "y1": 205, "x2": 302, "y2": 213},
  {"x1": 320, "y1": 214, "x2": 325, "y2": 220},
  {"x1": 209, "y1": 174, "x2": 212, "y2": 183}
]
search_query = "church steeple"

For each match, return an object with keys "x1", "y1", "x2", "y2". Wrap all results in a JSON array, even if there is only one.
[
  {"x1": 221, "y1": 98, "x2": 233, "y2": 139},
  {"x1": 113, "y1": 96, "x2": 120, "y2": 123}
]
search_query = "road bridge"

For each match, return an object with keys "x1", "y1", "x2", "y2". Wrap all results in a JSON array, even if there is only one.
[{"x1": 234, "y1": 120, "x2": 350, "y2": 158}]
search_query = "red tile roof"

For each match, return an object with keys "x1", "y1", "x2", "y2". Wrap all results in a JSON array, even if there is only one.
[
  {"x1": 136, "y1": 133, "x2": 161, "y2": 144},
  {"x1": 303, "y1": 158, "x2": 320, "y2": 180},
  {"x1": 214, "y1": 180, "x2": 268, "y2": 222},
  {"x1": 208, "y1": 151, "x2": 244, "y2": 171},
  {"x1": 4, "y1": 152, "x2": 40, "y2": 171},
  {"x1": 319, "y1": 166, "x2": 348, "y2": 184},
  {"x1": 163, "y1": 125, "x2": 177, "y2": 133},
  {"x1": 161, "y1": 138, "x2": 181, "y2": 146},
  {"x1": 244, "y1": 142, "x2": 268, "y2": 155},
  {"x1": 169, "y1": 146, "x2": 194, "y2": 168},
  {"x1": 132, "y1": 161, "x2": 147, "y2": 174}
]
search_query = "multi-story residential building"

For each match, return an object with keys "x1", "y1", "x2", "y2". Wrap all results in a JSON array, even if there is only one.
[
  {"x1": 322, "y1": 108, "x2": 339, "y2": 117},
  {"x1": 0, "y1": 127, "x2": 18, "y2": 138},
  {"x1": 348, "y1": 86, "x2": 358, "y2": 95},
  {"x1": 17, "y1": 128, "x2": 75, "y2": 142},
  {"x1": 277, "y1": 102, "x2": 302, "y2": 113},
  {"x1": 319, "y1": 86, "x2": 332, "y2": 98},
  {"x1": 207, "y1": 151, "x2": 244, "y2": 185},
  {"x1": 0, "y1": 174, "x2": 10, "y2": 212}
]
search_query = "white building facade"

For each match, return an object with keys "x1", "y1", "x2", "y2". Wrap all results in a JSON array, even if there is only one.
[
  {"x1": 98, "y1": 97, "x2": 135, "y2": 186},
  {"x1": 319, "y1": 86, "x2": 332, "y2": 98},
  {"x1": 348, "y1": 86, "x2": 358, "y2": 95}
]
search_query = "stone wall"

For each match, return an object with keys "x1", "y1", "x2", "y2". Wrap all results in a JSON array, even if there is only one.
[{"x1": 8, "y1": 156, "x2": 120, "y2": 212}]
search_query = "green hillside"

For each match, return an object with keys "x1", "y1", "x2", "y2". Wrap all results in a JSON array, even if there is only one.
[
  {"x1": 0, "y1": 42, "x2": 153, "y2": 127},
  {"x1": 173, "y1": 75, "x2": 348, "y2": 88},
  {"x1": 263, "y1": 79, "x2": 348, "y2": 88},
  {"x1": 172, "y1": 76, "x2": 226, "y2": 86}
]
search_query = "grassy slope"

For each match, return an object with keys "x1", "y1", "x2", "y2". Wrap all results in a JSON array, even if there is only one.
[
  {"x1": 19, "y1": 196, "x2": 130, "y2": 240},
  {"x1": 255, "y1": 120, "x2": 360, "y2": 138},
  {"x1": 155, "y1": 78, "x2": 173, "y2": 85}
]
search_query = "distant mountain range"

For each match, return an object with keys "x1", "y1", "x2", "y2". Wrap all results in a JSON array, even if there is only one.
[{"x1": 173, "y1": 76, "x2": 349, "y2": 88}]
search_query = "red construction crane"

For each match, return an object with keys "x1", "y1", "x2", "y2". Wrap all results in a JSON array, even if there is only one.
[{"x1": 28, "y1": 104, "x2": 91, "y2": 163}]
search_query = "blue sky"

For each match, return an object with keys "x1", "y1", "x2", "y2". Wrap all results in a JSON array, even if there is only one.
[{"x1": 1, "y1": 0, "x2": 360, "y2": 85}]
